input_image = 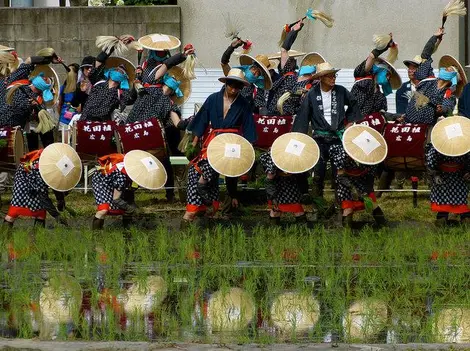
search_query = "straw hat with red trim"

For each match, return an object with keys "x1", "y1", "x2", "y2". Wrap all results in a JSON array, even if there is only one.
[
  {"x1": 342, "y1": 125, "x2": 388, "y2": 165},
  {"x1": 430, "y1": 116, "x2": 470, "y2": 157}
]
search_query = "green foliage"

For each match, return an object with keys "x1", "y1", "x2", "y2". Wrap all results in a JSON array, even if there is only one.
[{"x1": 122, "y1": 0, "x2": 171, "y2": 6}]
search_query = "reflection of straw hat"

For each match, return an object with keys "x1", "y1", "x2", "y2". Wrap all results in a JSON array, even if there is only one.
[
  {"x1": 206, "y1": 287, "x2": 255, "y2": 333},
  {"x1": 0, "y1": 44, "x2": 14, "y2": 51},
  {"x1": 121, "y1": 276, "x2": 168, "y2": 315},
  {"x1": 270, "y1": 292, "x2": 320, "y2": 333},
  {"x1": 207, "y1": 133, "x2": 255, "y2": 177},
  {"x1": 39, "y1": 143, "x2": 82, "y2": 192},
  {"x1": 271, "y1": 132, "x2": 320, "y2": 174},
  {"x1": 138, "y1": 33, "x2": 181, "y2": 51},
  {"x1": 342, "y1": 125, "x2": 388, "y2": 165},
  {"x1": 239, "y1": 54, "x2": 273, "y2": 90},
  {"x1": 430, "y1": 116, "x2": 470, "y2": 157},
  {"x1": 434, "y1": 308, "x2": 470, "y2": 343},
  {"x1": 439, "y1": 55, "x2": 468, "y2": 98},
  {"x1": 342, "y1": 299, "x2": 388, "y2": 342},
  {"x1": 218, "y1": 68, "x2": 250, "y2": 86},
  {"x1": 376, "y1": 57, "x2": 402, "y2": 90},
  {"x1": 30, "y1": 65, "x2": 60, "y2": 107},
  {"x1": 104, "y1": 56, "x2": 136, "y2": 88},
  {"x1": 403, "y1": 55, "x2": 425, "y2": 67},
  {"x1": 166, "y1": 66, "x2": 191, "y2": 106},
  {"x1": 123, "y1": 150, "x2": 167, "y2": 190},
  {"x1": 39, "y1": 275, "x2": 82, "y2": 324},
  {"x1": 267, "y1": 50, "x2": 306, "y2": 60},
  {"x1": 300, "y1": 52, "x2": 326, "y2": 68},
  {"x1": 311, "y1": 62, "x2": 341, "y2": 80}
]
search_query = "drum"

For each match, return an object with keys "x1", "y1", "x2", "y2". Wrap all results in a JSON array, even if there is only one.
[
  {"x1": 0, "y1": 126, "x2": 24, "y2": 170},
  {"x1": 71, "y1": 121, "x2": 117, "y2": 160},
  {"x1": 382, "y1": 123, "x2": 430, "y2": 171},
  {"x1": 433, "y1": 307, "x2": 470, "y2": 343},
  {"x1": 254, "y1": 114, "x2": 294, "y2": 150},
  {"x1": 356, "y1": 112, "x2": 387, "y2": 133},
  {"x1": 115, "y1": 118, "x2": 167, "y2": 159},
  {"x1": 342, "y1": 298, "x2": 388, "y2": 342}
]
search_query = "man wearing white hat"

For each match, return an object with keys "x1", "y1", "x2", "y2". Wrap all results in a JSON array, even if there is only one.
[
  {"x1": 292, "y1": 62, "x2": 360, "y2": 198},
  {"x1": 182, "y1": 68, "x2": 257, "y2": 223}
]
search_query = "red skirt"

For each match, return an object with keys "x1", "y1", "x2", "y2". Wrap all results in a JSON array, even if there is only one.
[
  {"x1": 186, "y1": 201, "x2": 220, "y2": 214},
  {"x1": 7, "y1": 206, "x2": 46, "y2": 220},
  {"x1": 97, "y1": 203, "x2": 125, "y2": 216},
  {"x1": 268, "y1": 201, "x2": 304, "y2": 213},
  {"x1": 342, "y1": 193, "x2": 377, "y2": 211},
  {"x1": 431, "y1": 203, "x2": 470, "y2": 214}
]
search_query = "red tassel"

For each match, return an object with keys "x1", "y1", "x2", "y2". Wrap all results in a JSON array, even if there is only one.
[
  {"x1": 184, "y1": 43, "x2": 194, "y2": 51},
  {"x1": 284, "y1": 24, "x2": 291, "y2": 33},
  {"x1": 243, "y1": 40, "x2": 252, "y2": 51}
]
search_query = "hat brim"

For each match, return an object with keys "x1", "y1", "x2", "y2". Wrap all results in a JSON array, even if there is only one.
[
  {"x1": 0, "y1": 45, "x2": 14, "y2": 52},
  {"x1": 167, "y1": 66, "x2": 191, "y2": 106},
  {"x1": 376, "y1": 58, "x2": 402, "y2": 90},
  {"x1": 342, "y1": 125, "x2": 388, "y2": 165},
  {"x1": 300, "y1": 52, "x2": 326, "y2": 68},
  {"x1": 403, "y1": 59, "x2": 421, "y2": 68},
  {"x1": 104, "y1": 56, "x2": 136, "y2": 88},
  {"x1": 312, "y1": 69, "x2": 341, "y2": 80},
  {"x1": 439, "y1": 55, "x2": 468, "y2": 98},
  {"x1": 430, "y1": 116, "x2": 470, "y2": 156},
  {"x1": 30, "y1": 65, "x2": 60, "y2": 108},
  {"x1": 239, "y1": 54, "x2": 273, "y2": 90},
  {"x1": 270, "y1": 132, "x2": 320, "y2": 174},
  {"x1": 218, "y1": 76, "x2": 250, "y2": 87},
  {"x1": 267, "y1": 50, "x2": 306, "y2": 60},
  {"x1": 138, "y1": 34, "x2": 181, "y2": 51}
]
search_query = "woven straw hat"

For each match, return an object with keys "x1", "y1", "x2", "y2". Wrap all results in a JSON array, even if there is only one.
[
  {"x1": 434, "y1": 308, "x2": 470, "y2": 343},
  {"x1": 0, "y1": 44, "x2": 14, "y2": 52},
  {"x1": 39, "y1": 143, "x2": 82, "y2": 192},
  {"x1": 138, "y1": 33, "x2": 181, "y2": 51},
  {"x1": 270, "y1": 132, "x2": 320, "y2": 174},
  {"x1": 267, "y1": 50, "x2": 306, "y2": 60},
  {"x1": 270, "y1": 292, "x2": 320, "y2": 333},
  {"x1": 343, "y1": 125, "x2": 388, "y2": 165},
  {"x1": 121, "y1": 276, "x2": 168, "y2": 315},
  {"x1": 376, "y1": 57, "x2": 402, "y2": 90},
  {"x1": 39, "y1": 275, "x2": 83, "y2": 324},
  {"x1": 166, "y1": 66, "x2": 191, "y2": 106},
  {"x1": 430, "y1": 116, "x2": 470, "y2": 157},
  {"x1": 218, "y1": 68, "x2": 250, "y2": 87},
  {"x1": 206, "y1": 287, "x2": 256, "y2": 332},
  {"x1": 207, "y1": 133, "x2": 255, "y2": 177},
  {"x1": 104, "y1": 56, "x2": 136, "y2": 88},
  {"x1": 300, "y1": 52, "x2": 326, "y2": 68},
  {"x1": 403, "y1": 55, "x2": 425, "y2": 67},
  {"x1": 311, "y1": 62, "x2": 341, "y2": 79},
  {"x1": 439, "y1": 55, "x2": 468, "y2": 98},
  {"x1": 123, "y1": 150, "x2": 167, "y2": 190},
  {"x1": 30, "y1": 65, "x2": 60, "y2": 108},
  {"x1": 342, "y1": 299, "x2": 388, "y2": 342},
  {"x1": 239, "y1": 54, "x2": 273, "y2": 90}
]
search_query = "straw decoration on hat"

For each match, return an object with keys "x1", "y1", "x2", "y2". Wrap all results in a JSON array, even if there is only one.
[
  {"x1": 442, "y1": 0, "x2": 467, "y2": 29},
  {"x1": 206, "y1": 287, "x2": 256, "y2": 333},
  {"x1": 342, "y1": 299, "x2": 388, "y2": 342},
  {"x1": 207, "y1": 133, "x2": 255, "y2": 177},
  {"x1": 96, "y1": 34, "x2": 141, "y2": 56},
  {"x1": 123, "y1": 150, "x2": 167, "y2": 190},
  {"x1": 104, "y1": 56, "x2": 136, "y2": 88},
  {"x1": 39, "y1": 143, "x2": 82, "y2": 192},
  {"x1": 270, "y1": 292, "x2": 320, "y2": 333},
  {"x1": 439, "y1": 54, "x2": 468, "y2": 97},
  {"x1": 343, "y1": 125, "x2": 388, "y2": 165},
  {"x1": 376, "y1": 57, "x2": 402, "y2": 90},
  {"x1": 434, "y1": 308, "x2": 470, "y2": 343},
  {"x1": 30, "y1": 64, "x2": 60, "y2": 108},
  {"x1": 166, "y1": 66, "x2": 192, "y2": 106},
  {"x1": 39, "y1": 275, "x2": 83, "y2": 324},
  {"x1": 373, "y1": 33, "x2": 399, "y2": 64},
  {"x1": 239, "y1": 54, "x2": 274, "y2": 90},
  {"x1": 121, "y1": 276, "x2": 168, "y2": 315},
  {"x1": 138, "y1": 33, "x2": 181, "y2": 51},
  {"x1": 430, "y1": 116, "x2": 470, "y2": 157},
  {"x1": 271, "y1": 132, "x2": 320, "y2": 174}
]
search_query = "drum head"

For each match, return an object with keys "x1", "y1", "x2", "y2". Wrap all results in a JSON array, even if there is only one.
[{"x1": 13, "y1": 128, "x2": 24, "y2": 165}]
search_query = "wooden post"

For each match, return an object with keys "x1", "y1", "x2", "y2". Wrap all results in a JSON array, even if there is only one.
[{"x1": 3, "y1": 0, "x2": 9, "y2": 7}]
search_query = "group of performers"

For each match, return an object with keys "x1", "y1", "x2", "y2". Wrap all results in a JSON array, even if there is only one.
[{"x1": 1, "y1": 4, "x2": 470, "y2": 230}]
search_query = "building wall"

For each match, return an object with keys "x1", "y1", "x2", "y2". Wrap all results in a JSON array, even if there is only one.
[{"x1": 178, "y1": 0, "x2": 462, "y2": 69}]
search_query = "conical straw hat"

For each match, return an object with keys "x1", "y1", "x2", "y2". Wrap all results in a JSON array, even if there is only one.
[
  {"x1": 138, "y1": 33, "x2": 181, "y2": 51},
  {"x1": 30, "y1": 65, "x2": 60, "y2": 108},
  {"x1": 39, "y1": 275, "x2": 83, "y2": 324},
  {"x1": 376, "y1": 57, "x2": 402, "y2": 90},
  {"x1": 270, "y1": 132, "x2": 320, "y2": 174},
  {"x1": 121, "y1": 275, "x2": 168, "y2": 315},
  {"x1": 342, "y1": 299, "x2": 388, "y2": 342},
  {"x1": 167, "y1": 66, "x2": 191, "y2": 106},
  {"x1": 434, "y1": 308, "x2": 470, "y2": 343},
  {"x1": 0, "y1": 44, "x2": 14, "y2": 51},
  {"x1": 207, "y1": 133, "x2": 255, "y2": 177},
  {"x1": 430, "y1": 116, "x2": 470, "y2": 157},
  {"x1": 39, "y1": 143, "x2": 82, "y2": 192},
  {"x1": 300, "y1": 52, "x2": 326, "y2": 68},
  {"x1": 239, "y1": 54, "x2": 273, "y2": 90},
  {"x1": 123, "y1": 150, "x2": 167, "y2": 190},
  {"x1": 270, "y1": 292, "x2": 320, "y2": 333},
  {"x1": 104, "y1": 56, "x2": 136, "y2": 88},
  {"x1": 439, "y1": 54, "x2": 468, "y2": 98},
  {"x1": 267, "y1": 50, "x2": 305, "y2": 60},
  {"x1": 343, "y1": 125, "x2": 388, "y2": 165},
  {"x1": 206, "y1": 287, "x2": 256, "y2": 332}
]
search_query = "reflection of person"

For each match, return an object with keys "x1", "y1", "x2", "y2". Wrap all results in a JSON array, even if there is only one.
[
  {"x1": 292, "y1": 62, "x2": 360, "y2": 198},
  {"x1": 182, "y1": 69, "x2": 256, "y2": 223}
]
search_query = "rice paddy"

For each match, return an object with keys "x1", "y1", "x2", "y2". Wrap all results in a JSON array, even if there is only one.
[{"x1": 0, "y1": 187, "x2": 469, "y2": 345}]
